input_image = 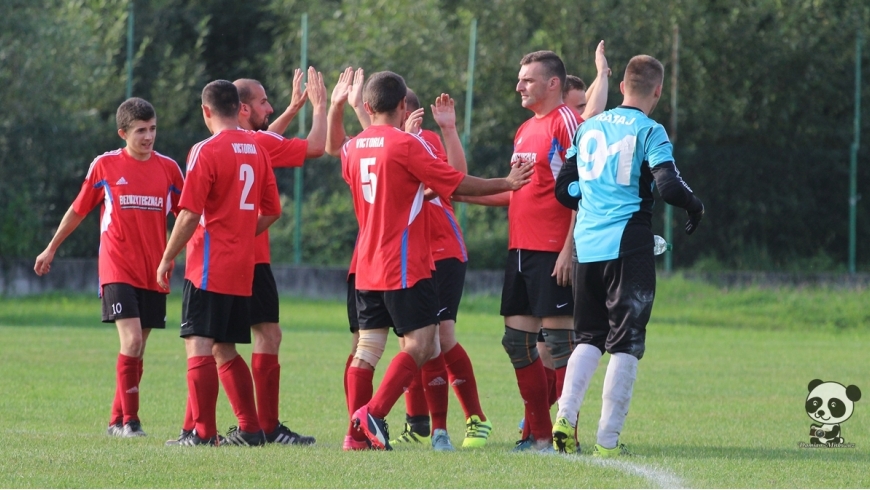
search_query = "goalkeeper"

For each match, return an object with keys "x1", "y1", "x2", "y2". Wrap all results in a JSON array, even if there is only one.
[{"x1": 551, "y1": 54, "x2": 704, "y2": 457}]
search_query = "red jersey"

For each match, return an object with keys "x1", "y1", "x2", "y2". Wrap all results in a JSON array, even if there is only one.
[
  {"x1": 250, "y1": 130, "x2": 308, "y2": 265},
  {"x1": 73, "y1": 149, "x2": 184, "y2": 292},
  {"x1": 341, "y1": 125, "x2": 465, "y2": 290},
  {"x1": 180, "y1": 130, "x2": 281, "y2": 296},
  {"x1": 509, "y1": 104, "x2": 582, "y2": 251},
  {"x1": 418, "y1": 130, "x2": 467, "y2": 263}
]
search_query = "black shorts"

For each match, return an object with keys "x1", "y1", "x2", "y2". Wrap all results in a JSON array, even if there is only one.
[
  {"x1": 573, "y1": 251, "x2": 656, "y2": 359},
  {"x1": 355, "y1": 277, "x2": 439, "y2": 336},
  {"x1": 101, "y1": 283, "x2": 167, "y2": 329},
  {"x1": 433, "y1": 258, "x2": 466, "y2": 322},
  {"x1": 249, "y1": 263, "x2": 279, "y2": 326},
  {"x1": 347, "y1": 273, "x2": 359, "y2": 333},
  {"x1": 500, "y1": 249, "x2": 574, "y2": 318},
  {"x1": 180, "y1": 280, "x2": 252, "y2": 344}
]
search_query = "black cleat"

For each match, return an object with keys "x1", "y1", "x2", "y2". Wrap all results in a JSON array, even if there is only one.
[
  {"x1": 265, "y1": 422, "x2": 315, "y2": 445},
  {"x1": 222, "y1": 426, "x2": 266, "y2": 446},
  {"x1": 165, "y1": 429, "x2": 219, "y2": 446},
  {"x1": 121, "y1": 420, "x2": 147, "y2": 437}
]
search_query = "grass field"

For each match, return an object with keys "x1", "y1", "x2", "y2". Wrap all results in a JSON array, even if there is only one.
[{"x1": 0, "y1": 276, "x2": 868, "y2": 488}]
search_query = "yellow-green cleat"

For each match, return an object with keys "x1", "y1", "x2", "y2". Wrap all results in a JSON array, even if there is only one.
[
  {"x1": 552, "y1": 417, "x2": 577, "y2": 454},
  {"x1": 461, "y1": 415, "x2": 492, "y2": 448},
  {"x1": 389, "y1": 422, "x2": 430, "y2": 447},
  {"x1": 593, "y1": 443, "x2": 631, "y2": 458}
]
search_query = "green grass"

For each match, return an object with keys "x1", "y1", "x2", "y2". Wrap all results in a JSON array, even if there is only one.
[{"x1": 1, "y1": 276, "x2": 868, "y2": 488}]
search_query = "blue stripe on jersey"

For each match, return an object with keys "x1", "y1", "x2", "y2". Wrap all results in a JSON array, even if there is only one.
[
  {"x1": 401, "y1": 228, "x2": 409, "y2": 289},
  {"x1": 548, "y1": 137, "x2": 564, "y2": 166},
  {"x1": 170, "y1": 184, "x2": 182, "y2": 195},
  {"x1": 442, "y1": 207, "x2": 468, "y2": 262},
  {"x1": 94, "y1": 179, "x2": 113, "y2": 202},
  {"x1": 202, "y1": 230, "x2": 211, "y2": 290}
]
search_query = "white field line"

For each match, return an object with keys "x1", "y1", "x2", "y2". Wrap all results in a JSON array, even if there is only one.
[{"x1": 562, "y1": 454, "x2": 686, "y2": 489}]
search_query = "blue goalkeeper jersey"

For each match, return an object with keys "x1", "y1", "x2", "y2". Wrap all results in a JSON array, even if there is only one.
[{"x1": 567, "y1": 106, "x2": 674, "y2": 263}]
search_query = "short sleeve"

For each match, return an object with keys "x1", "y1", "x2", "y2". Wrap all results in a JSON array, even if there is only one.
[
  {"x1": 405, "y1": 136, "x2": 464, "y2": 199},
  {"x1": 258, "y1": 152, "x2": 282, "y2": 216},
  {"x1": 645, "y1": 124, "x2": 675, "y2": 168},
  {"x1": 178, "y1": 146, "x2": 214, "y2": 215},
  {"x1": 71, "y1": 157, "x2": 106, "y2": 216}
]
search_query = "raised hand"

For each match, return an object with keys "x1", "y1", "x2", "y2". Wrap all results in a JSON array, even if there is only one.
[
  {"x1": 288, "y1": 68, "x2": 308, "y2": 113},
  {"x1": 306, "y1": 66, "x2": 326, "y2": 112},
  {"x1": 331, "y1": 66, "x2": 354, "y2": 105},
  {"x1": 595, "y1": 40, "x2": 611, "y2": 78},
  {"x1": 431, "y1": 93, "x2": 456, "y2": 130},
  {"x1": 404, "y1": 107, "x2": 424, "y2": 133},
  {"x1": 348, "y1": 68, "x2": 366, "y2": 109}
]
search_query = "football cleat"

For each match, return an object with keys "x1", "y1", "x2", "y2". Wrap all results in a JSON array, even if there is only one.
[
  {"x1": 462, "y1": 415, "x2": 493, "y2": 448},
  {"x1": 552, "y1": 417, "x2": 577, "y2": 454},
  {"x1": 389, "y1": 422, "x2": 430, "y2": 447},
  {"x1": 265, "y1": 422, "x2": 315, "y2": 445},
  {"x1": 431, "y1": 429, "x2": 455, "y2": 451},
  {"x1": 513, "y1": 436, "x2": 554, "y2": 453},
  {"x1": 121, "y1": 420, "x2": 147, "y2": 437},
  {"x1": 164, "y1": 429, "x2": 219, "y2": 446},
  {"x1": 352, "y1": 405, "x2": 392, "y2": 451},
  {"x1": 593, "y1": 443, "x2": 631, "y2": 458},
  {"x1": 342, "y1": 435, "x2": 370, "y2": 451},
  {"x1": 222, "y1": 426, "x2": 266, "y2": 446},
  {"x1": 106, "y1": 423, "x2": 124, "y2": 437}
]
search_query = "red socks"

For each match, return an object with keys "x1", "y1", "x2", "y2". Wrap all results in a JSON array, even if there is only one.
[
  {"x1": 346, "y1": 365, "x2": 374, "y2": 440},
  {"x1": 368, "y1": 352, "x2": 418, "y2": 419},
  {"x1": 217, "y1": 355, "x2": 261, "y2": 434},
  {"x1": 443, "y1": 343, "x2": 485, "y2": 421},
  {"x1": 515, "y1": 357, "x2": 552, "y2": 441},
  {"x1": 251, "y1": 353, "x2": 280, "y2": 434},
  {"x1": 187, "y1": 355, "x2": 219, "y2": 439},
  {"x1": 554, "y1": 366, "x2": 567, "y2": 403},
  {"x1": 545, "y1": 366, "x2": 557, "y2": 407},
  {"x1": 110, "y1": 353, "x2": 141, "y2": 425},
  {"x1": 421, "y1": 354, "x2": 449, "y2": 431},
  {"x1": 404, "y1": 370, "x2": 429, "y2": 419}
]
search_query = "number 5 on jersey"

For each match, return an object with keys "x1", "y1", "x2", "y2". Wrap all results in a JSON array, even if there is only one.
[{"x1": 360, "y1": 157, "x2": 377, "y2": 203}]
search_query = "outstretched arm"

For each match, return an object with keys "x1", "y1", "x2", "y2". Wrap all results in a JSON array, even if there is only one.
[
  {"x1": 34, "y1": 205, "x2": 86, "y2": 276},
  {"x1": 268, "y1": 68, "x2": 308, "y2": 135},
  {"x1": 582, "y1": 40, "x2": 610, "y2": 121}
]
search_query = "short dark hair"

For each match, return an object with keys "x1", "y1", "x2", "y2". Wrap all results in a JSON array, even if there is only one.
[
  {"x1": 405, "y1": 88, "x2": 421, "y2": 113},
  {"x1": 116, "y1": 97, "x2": 155, "y2": 131},
  {"x1": 202, "y1": 80, "x2": 240, "y2": 118},
  {"x1": 624, "y1": 55, "x2": 664, "y2": 96},
  {"x1": 234, "y1": 78, "x2": 261, "y2": 105},
  {"x1": 363, "y1": 71, "x2": 407, "y2": 114},
  {"x1": 520, "y1": 50, "x2": 566, "y2": 87},
  {"x1": 563, "y1": 75, "x2": 586, "y2": 95}
]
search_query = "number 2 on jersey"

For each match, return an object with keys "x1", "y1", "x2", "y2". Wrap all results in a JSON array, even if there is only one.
[
  {"x1": 360, "y1": 157, "x2": 377, "y2": 203},
  {"x1": 576, "y1": 130, "x2": 636, "y2": 185},
  {"x1": 239, "y1": 163, "x2": 255, "y2": 210}
]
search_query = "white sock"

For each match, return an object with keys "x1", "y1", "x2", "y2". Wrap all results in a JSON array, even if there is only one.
[
  {"x1": 597, "y1": 352, "x2": 638, "y2": 448},
  {"x1": 556, "y1": 344, "x2": 602, "y2": 426}
]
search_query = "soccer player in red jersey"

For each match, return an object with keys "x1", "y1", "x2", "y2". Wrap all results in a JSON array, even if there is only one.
[
  {"x1": 157, "y1": 80, "x2": 282, "y2": 446},
  {"x1": 386, "y1": 89, "x2": 492, "y2": 451},
  {"x1": 337, "y1": 70, "x2": 533, "y2": 450},
  {"x1": 456, "y1": 43, "x2": 610, "y2": 451},
  {"x1": 34, "y1": 98, "x2": 184, "y2": 438},
  {"x1": 172, "y1": 68, "x2": 326, "y2": 445}
]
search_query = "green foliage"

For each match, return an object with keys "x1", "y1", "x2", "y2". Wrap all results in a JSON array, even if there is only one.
[{"x1": 3, "y1": 0, "x2": 870, "y2": 271}]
